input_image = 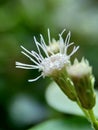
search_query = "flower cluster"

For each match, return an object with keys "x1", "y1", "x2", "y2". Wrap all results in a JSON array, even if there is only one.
[
  {"x1": 16, "y1": 29, "x2": 95, "y2": 109},
  {"x1": 16, "y1": 29, "x2": 79, "y2": 82}
]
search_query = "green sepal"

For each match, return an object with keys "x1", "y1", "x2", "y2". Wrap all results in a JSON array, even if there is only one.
[
  {"x1": 72, "y1": 75, "x2": 95, "y2": 109},
  {"x1": 53, "y1": 67, "x2": 77, "y2": 101}
]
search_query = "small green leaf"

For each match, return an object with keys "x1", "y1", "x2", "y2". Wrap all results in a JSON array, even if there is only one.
[
  {"x1": 45, "y1": 82, "x2": 98, "y2": 117},
  {"x1": 29, "y1": 116, "x2": 92, "y2": 130}
]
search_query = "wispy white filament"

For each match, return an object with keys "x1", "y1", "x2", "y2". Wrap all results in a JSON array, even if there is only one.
[{"x1": 16, "y1": 29, "x2": 79, "y2": 82}]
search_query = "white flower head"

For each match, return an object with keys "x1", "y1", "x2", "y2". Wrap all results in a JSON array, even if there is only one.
[
  {"x1": 16, "y1": 29, "x2": 79, "y2": 82},
  {"x1": 67, "y1": 58, "x2": 92, "y2": 78},
  {"x1": 67, "y1": 58, "x2": 95, "y2": 109}
]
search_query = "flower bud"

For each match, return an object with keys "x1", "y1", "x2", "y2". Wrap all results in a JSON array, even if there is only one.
[
  {"x1": 67, "y1": 58, "x2": 96, "y2": 109},
  {"x1": 47, "y1": 39, "x2": 59, "y2": 55}
]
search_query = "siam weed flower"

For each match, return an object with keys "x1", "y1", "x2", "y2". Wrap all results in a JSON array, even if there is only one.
[
  {"x1": 47, "y1": 39, "x2": 59, "y2": 54},
  {"x1": 67, "y1": 58, "x2": 92, "y2": 78},
  {"x1": 16, "y1": 29, "x2": 79, "y2": 100},
  {"x1": 67, "y1": 58, "x2": 96, "y2": 109},
  {"x1": 16, "y1": 29, "x2": 79, "y2": 81}
]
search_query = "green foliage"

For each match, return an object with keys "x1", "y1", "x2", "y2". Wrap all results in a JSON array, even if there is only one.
[
  {"x1": 46, "y1": 82, "x2": 98, "y2": 117},
  {"x1": 29, "y1": 116, "x2": 92, "y2": 130}
]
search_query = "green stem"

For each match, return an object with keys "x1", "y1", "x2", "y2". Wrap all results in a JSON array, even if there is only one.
[
  {"x1": 88, "y1": 109, "x2": 98, "y2": 130},
  {"x1": 76, "y1": 99, "x2": 90, "y2": 120},
  {"x1": 76, "y1": 100, "x2": 98, "y2": 130}
]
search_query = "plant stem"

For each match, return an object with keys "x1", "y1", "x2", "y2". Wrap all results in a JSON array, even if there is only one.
[
  {"x1": 88, "y1": 109, "x2": 98, "y2": 130},
  {"x1": 77, "y1": 100, "x2": 98, "y2": 130},
  {"x1": 76, "y1": 99, "x2": 90, "y2": 120}
]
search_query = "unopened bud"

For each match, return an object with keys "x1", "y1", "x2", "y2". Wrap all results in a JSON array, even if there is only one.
[
  {"x1": 67, "y1": 58, "x2": 96, "y2": 109},
  {"x1": 47, "y1": 39, "x2": 59, "y2": 55}
]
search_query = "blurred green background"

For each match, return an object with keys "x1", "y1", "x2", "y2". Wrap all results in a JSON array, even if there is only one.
[{"x1": 0, "y1": 0, "x2": 98, "y2": 130}]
